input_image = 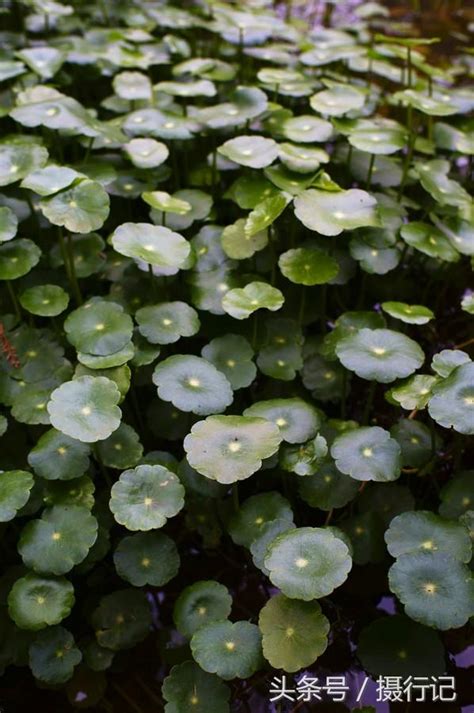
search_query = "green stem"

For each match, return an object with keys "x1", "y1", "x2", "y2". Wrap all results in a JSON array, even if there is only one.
[
  {"x1": 366, "y1": 153, "x2": 375, "y2": 189},
  {"x1": 6, "y1": 281, "x2": 21, "y2": 321},
  {"x1": 66, "y1": 232, "x2": 83, "y2": 305},
  {"x1": 148, "y1": 263, "x2": 158, "y2": 299},
  {"x1": 83, "y1": 136, "x2": 94, "y2": 165}
]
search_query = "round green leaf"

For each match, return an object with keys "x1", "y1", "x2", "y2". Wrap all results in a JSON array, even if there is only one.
[
  {"x1": 400, "y1": 222, "x2": 459, "y2": 262},
  {"x1": 183, "y1": 415, "x2": 282, "y2": 484},
  {"x1": 259, "y1": 594, "x2": 329, "y2": 672},
  {"x1": 173, "y1": 581, "x2": 233, "y2": 638},
  {"x1": 294, "y1": 189, "x2": 379, "y2": 236},
  {"x1": 243, "y1": 398, "x2": 322, "y2": 444},
  {"x1": 47, "y1": 376, "x2": 122, "y2": 443},
  {"x1": 439, "y1": 471, "x2": 474, "y2": 518},
  {"x1": 218, "y1": 135, "x2": 279, "y2": 169},
  {"x1": 0, "y1": 206, "x2": 18, "y2": 242},
  {"x1": 388, "y1": 374, "x2": 438, "y2": 410},
  {"x1": 191, "y1": 620, "x2": 262, "y2": 680},
  {"x1": 228, "y1": 491, "x2": 293, "y2": 548},
  {"x1": 124, "y1": 138, "x2": 169, "y2": 169},
  {"x1": 143, "y1": 190, "x2": 191, "y2": 215},
  {"x1": 221, "y1": 218, "x2": 268, "y2": 260},
  {"x1": 0, "y1": 238, "x2": 41, "y2": 280},
  {"x1": 136, "y1": 301, "x2": 200, "y2": 345},
  {"x1": 282, "y1": 115, "x2": 332, "y2": 143},
  {"x1": 114, "y1": 531, "x2": 179, "y2": 586},
  {"x1": 152, "y1": 355, "x2": 233, "y2": 416},
  {"x1": 110, "y1": 464, "x2": 185, "y2": 530},
  {"x1": 111, "y1": 223, "x2": 190, "y2": 268},
  {"x1": 162, "y1": 661, "x2": 230, "y2": 713},
  {"x1": 279, "y1": 247, "x2": 339, "y2": 285},
  {"x1": 298, "y1": 461, "x2": 359, "y2": 510},
  {"x1": 331, "y1": 426, "x2": 401, "y2": 482},
  {"x1": 29, "y1": 626, "x2": 81, "y2": 684},
  {"x1": 92, "y1": 589, "x2": 151, "y2": 651},
  {"x1": 428, "y1": 362, "x2": 474, "y2": 435},
  {"x1": 264, "y1": 527, "x2": 352, "y2": 600},
  {"x1": 222, "y1": 282, "x2": 284, "y2": 320},
  {"x1": 40, "y1": 179, "x2": 110, "y2": 233},
  {"x1": 336, "y1": 328, "x2": 424, "y2": 383},
  {"x1": 381, "y1": 301, "x2": 434, "y2": 325},
  {"x1": 20, "y1": 165, "x2": 79, "y2": 196},
  {"x1": 388, "y1": 552, "x2": 474, "y2": 630},
  {"x1": 65, "y1": 301, "x2": 133, "y2": 357},
  {"x1": 0, "y1": 143, "x2": 48, "y2": 187},
  {"x1": 432, "y1": 349, "x2": 471, "y2": 378},
  {"x1": 310, "y1": 85, "x2": 365, "y2": 116},
  {"x1": 385, "y1": 511, "x2": 472, "y2": 562},
  {"x1": 8, "y1": 574, "x2": 75, "y2": 631},
  {"x1": 357, "y1": 615, "x2": 445, "y2": 677},
  {"x1": 18, "y1": 505, "x2": 98, "y2": 575},
  {"x1": 0, "y1": 469, "x2": 34, "y2": 521},
  {"x1": 96, "y1": 422, "x2": 143, "y2": 469},
  {"x1": 19, "y1": 284, "x2": 69, "y2": 317},
  {"x1": 201, "y1": 334, "x2": 256, "y2": 390}
]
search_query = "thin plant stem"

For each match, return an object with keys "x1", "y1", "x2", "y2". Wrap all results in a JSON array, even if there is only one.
[
  {"x1": 111, "y1": 682, "x2": 144, "y2": 713},
  {"x1": 298, "y1": 287, "x2": 306, "y2": 325},
  {"x1": 6, "y1": 281, "x2": 21, "y2": 321},
  {"x1": 66, "y1": 233, "x2": 83, "y2": 305},
  {"x1": 366, "y1": 153, "x2": 375, "y2": 189}
]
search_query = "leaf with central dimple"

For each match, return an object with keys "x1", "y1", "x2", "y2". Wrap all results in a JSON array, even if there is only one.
[
  {"x1": 142, "y1": 190, "x2": 191, "y2": 215},
  {"x1": 29, "y1": 625, "x2": 81, "y2": 685},
  {"x1": 0, "y1": 206, "x2": 18, "y2": 242},
  {"x1": 109, "y1": 464, "x2": 185, "y2": 530},
  {"x1": 111, "y1": 223, "x2": 190, "y2": 268},
  {"x1": 173, "y1": 581, "x2": 233, "y2": 638},
  {"x1": 264, "y1": 527, "x2": 352, "y2": 600},
  {"x1": 294, "y1": 188, "x2": 380, "y2": 236},
  {"x1": 336, "y1": 328, "x2": 424, "y2": 383},
  {"x1": 8, "y1": 573, "x2": 75, "y2": 631},
  {"x1": 0, "y1": 143, "x2": 48, "y2": 187},
  {"x1": 47, "y1": 376, "x2": 122, "y2": 443},
  {"x1": 190, "y1": 620, "x2": 263, "y2": 680},
  {"x1": 91, "y1": 589, "x2": 152, "y2": 651},
  {"x1": 19, "y1": 505, "x2": 98, "y2": 575},
  {"x1": 279, "y1": 247, "x2": 339, "y2": 285},
  {"x1": 183, "y1": 415, "x2": 282, "y2": 484},
  {"x1": 0, "y1": 239, "x2": 41, "y2": 280},
  {"x1": 282, "y1": 115, "x2": 333, "y2": 143},
  {"x1": 114, "y1": 531, "x2": 180, "y2": 586},
  {"x1": 331, "y1": 426, "x2": 401, "y2": 482},
  {"x1": 136, "y1": 301, "x2": 200, "y2": 345},
  {"x1": 40, "y1": 179, "x2": 110, "y2": 233},
  {"x1": 388, "y1": 552, "x2": 474, "y2": 630},
  {"x1": 222, "y1": 282, "x2": 284, "y2": 320},
  {"x1": 153, "y1": 355, "x2": 233, "y2": 416},
  {"x1": 221, "y1": 218, "x2": 268, "y2": 260},
  {"x1": 243, "y1": 398, "x2": 322, "y2": 444},
  {"x1": 201, "y1": 334, "x2": 256, "y2": 390},
  {"x1": 124, "y1": 138, "x2": 169, "y2": 169},
  {"x1": 65, "y1": 301, "x2": 133, "y2": 356},
  {"x1": 428, "y1": 362, "x2": 474, "y2": 435},
  {"x1": 310, "y1": 84, "x2": 366, "y2": 116},
  {"x1": 0, "y1": 470, "x2": 34, "y2": 521},
  {"x1": 162, "y1": 661, "x2": 230, "y2": 713},
  {"x1": 20, "y1": 166, "x2": 80, "y2": 196},
  {"x1": 381, "y1": 301, "x2": 434, "y2": 325},
  {"x1": 357, "y1": 615, "x2": 446, "y2": 678},
  {"x1": 20, "y1": 284, "x2": 69, "y2": 317},
  {"x1": 218, "y1": 135, "x2": 279, "y2": 169},
  {"x1": 259, "y1": 594, "x2": 329, "y2": 672},
  {"x1": 385, "y1": 511, "x2": 472, "y2": 562},
  {"x1": 228, "y1": 491, "x2": 293, "y2": 548}
]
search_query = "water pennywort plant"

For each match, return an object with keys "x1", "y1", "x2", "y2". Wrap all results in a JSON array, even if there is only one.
[{"x1": 0, "y1": 0, "x2": 473, "y2": 710}]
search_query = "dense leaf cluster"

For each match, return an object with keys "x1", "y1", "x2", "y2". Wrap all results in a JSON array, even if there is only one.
[{"x1": 0, "y1": 0, "x2": 473, "y2": 710}]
